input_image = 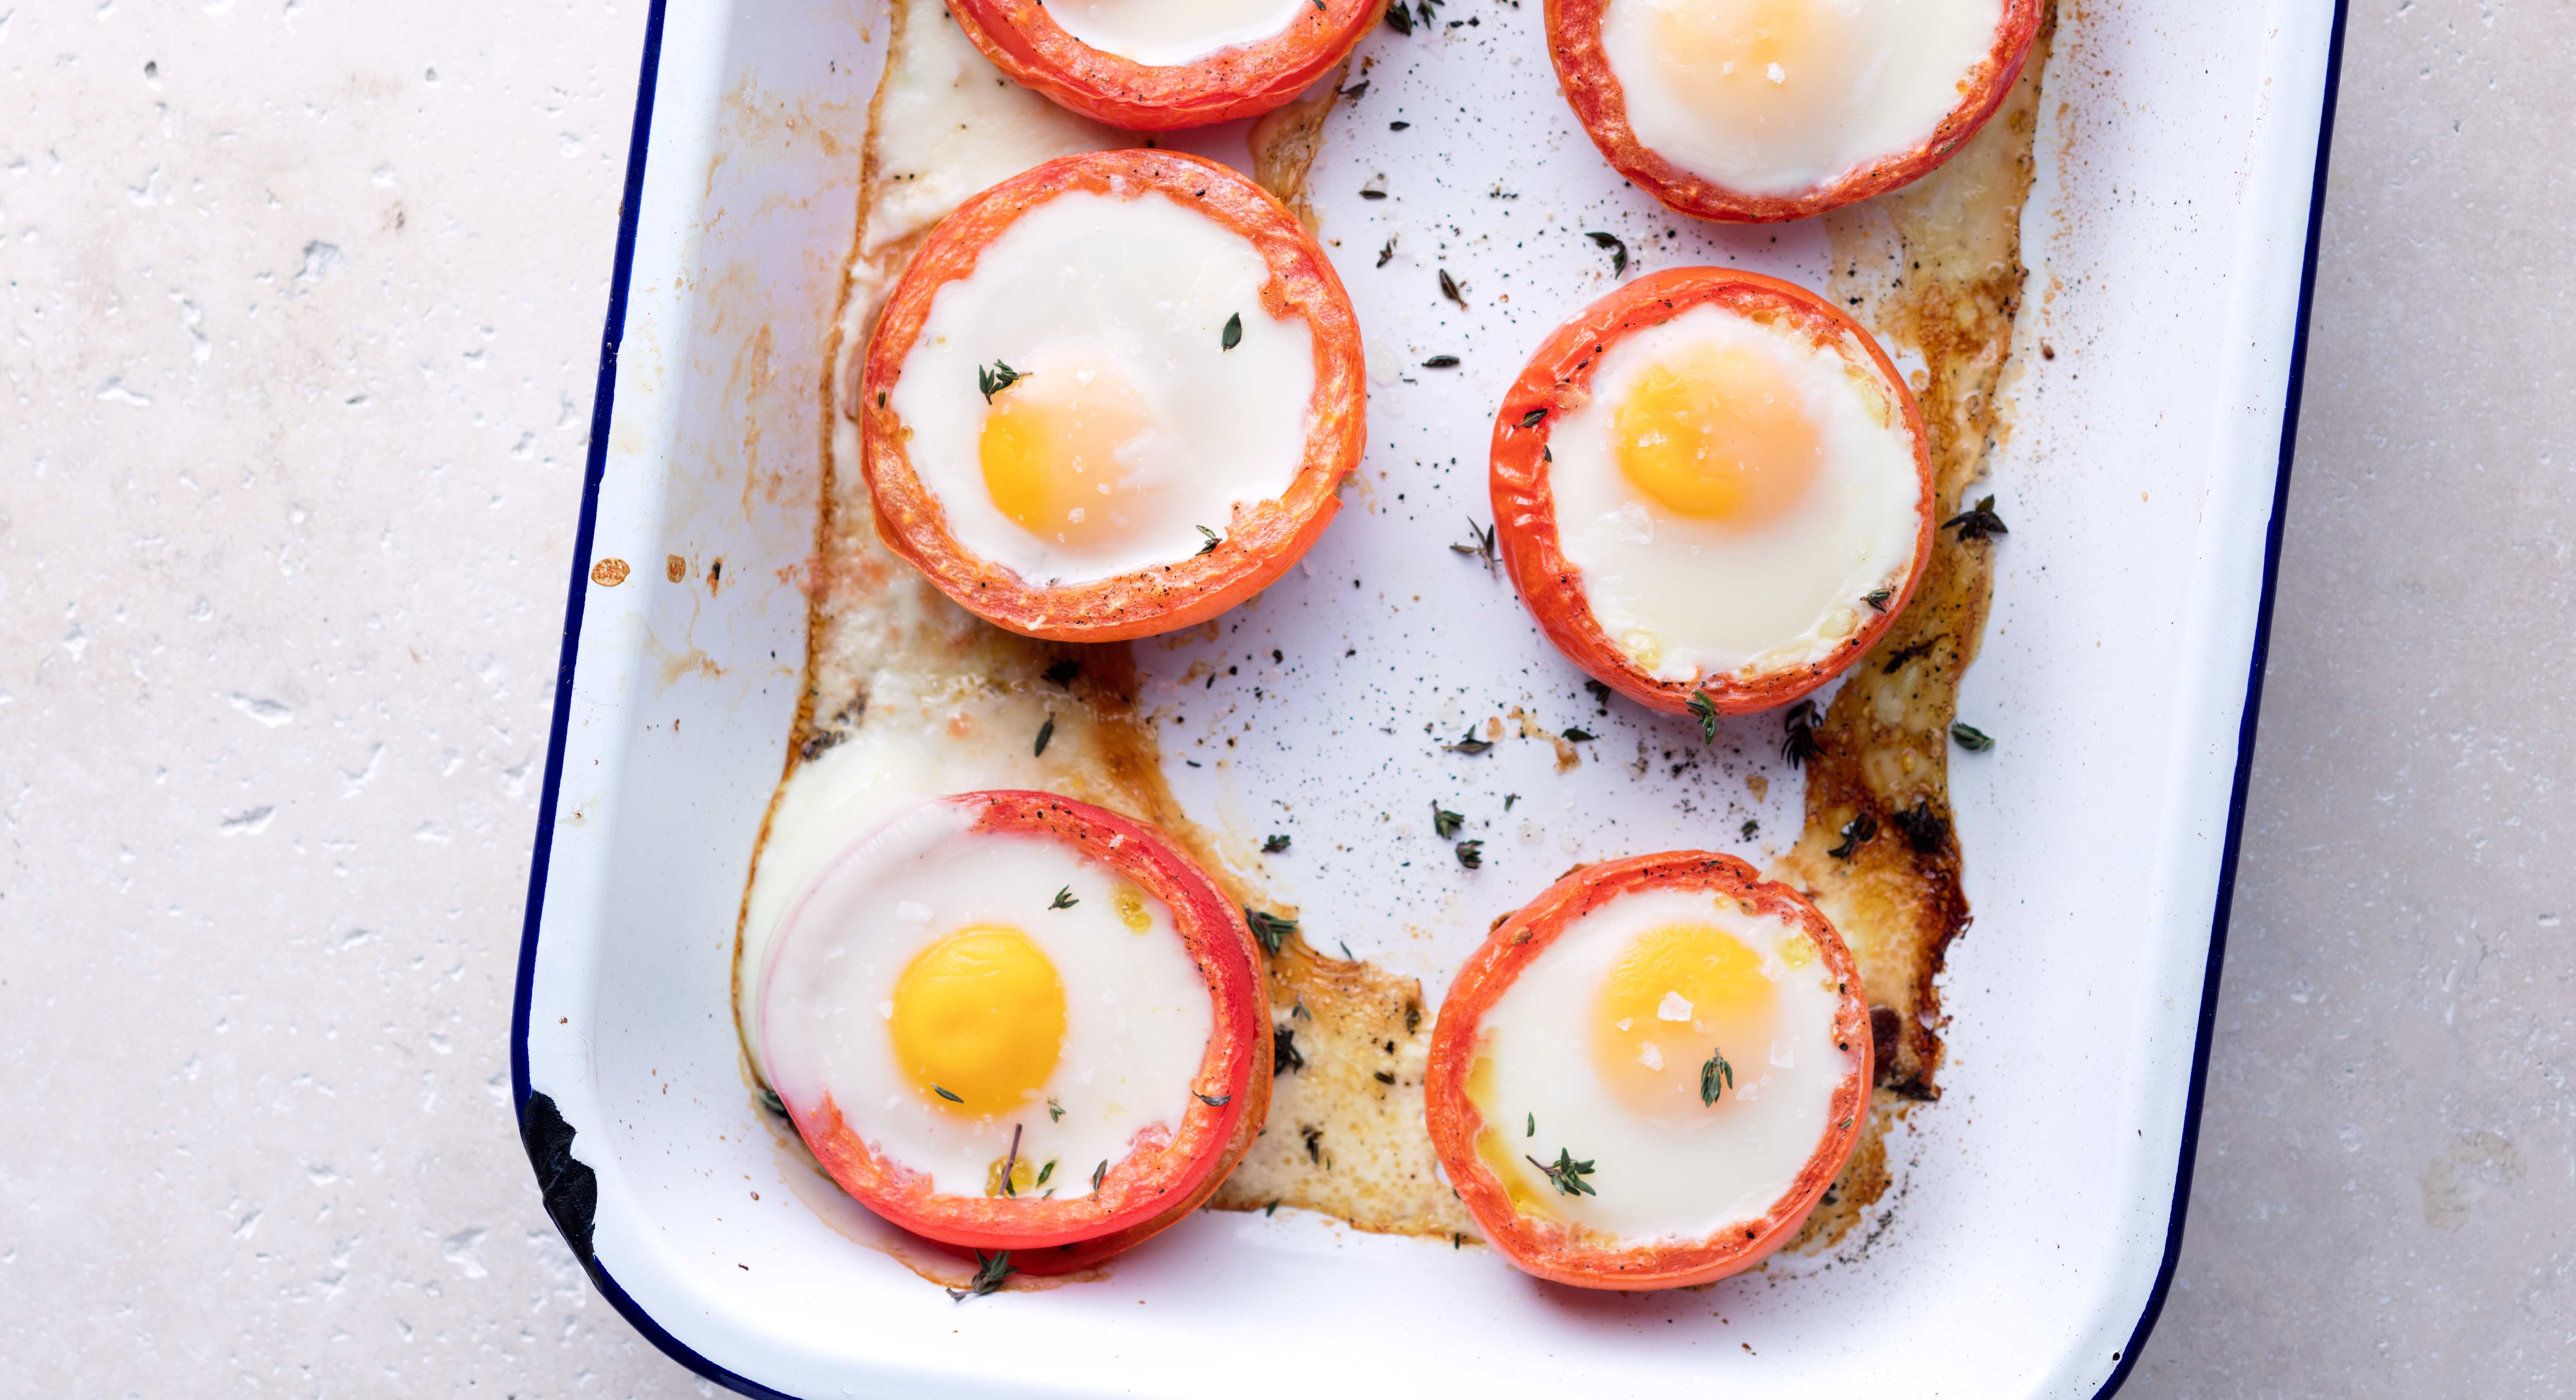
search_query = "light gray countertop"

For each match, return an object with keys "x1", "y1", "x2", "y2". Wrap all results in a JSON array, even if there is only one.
[{"x1": 3, "y1": 2, "x2": 2565, "y2": 1395}]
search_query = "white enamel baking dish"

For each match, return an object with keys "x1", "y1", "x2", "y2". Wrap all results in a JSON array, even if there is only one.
[{"x1": 512, "y1": 1, "x2": 2350, "y2": 1394}]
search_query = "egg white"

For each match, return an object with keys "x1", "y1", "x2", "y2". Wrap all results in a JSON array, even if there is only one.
[
  {"x1": 1045, "y1": 0, "x2": 1314, "y2": 67},
  {"x1": 890, "y1": 188, "x2": 1319, "y2": 585},
  {"x1": 1547, "y1": 301, "x2": 1919, "y2": 684},
  {"x1": 1468, "y1": 888, "x2": 1856, "y2": 1244},
  {"x1": 1601, "y1": 0, "x2": 2008, "y2": 199},
  {"x1": 759, "y1": 798, "x2": 1215, "y2": 1198}
]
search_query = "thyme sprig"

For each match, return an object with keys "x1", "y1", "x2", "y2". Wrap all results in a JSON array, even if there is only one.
[
  {"x1": 1245, "y1": 907, "x2": 1299, "y2": 956},
  {"x1": 1526, "y1": 1148, "x2": 1598, "y2": 1198},
  {"x1": 1781, "y1": 700, "x2": 1824, "y2": 767},
  {"x1": 1450, "y1": 517, "x2": 1498, "y2": 574},
  {"x1": 1700, "y1": 1049, "x2": 1735, "y2": 1105},
  {"x1": 1828, "y1": 813, "x2": 1878, "y2": 860},
  {"x1": 1432, "y1": 804, "x2": 1464, "y2": 840},
  {"x1": 1454, "y1": 839, "x2": 1484, "y2": 869},
  {"x1": 1049, "y1": 886, "x2": 1078, "y2": 910},
  {"x1": 1687, "y1": 691, "x2": 1720, "y2": 745},
  {"x1": 976, "y1": 360, "x2": 1026, "y2": 403},
  {"x1": 948, "y1": 1250, "x2": 1016, "y2": 1301},
  {"x1": 1262, "y1": 834, "x2": 1292, "y2": 854},
  {"x1": 1943, "y1": 494, "x2": 2009, "y2": 542}
]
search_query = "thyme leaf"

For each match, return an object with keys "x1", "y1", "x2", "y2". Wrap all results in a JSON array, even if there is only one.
[
  {"x1": 1516, "y1": 406, "x2": 1547, "y2": 429},
  {"x1": 1864, "y1": 587, "x2": 1893, "y2": 612},
  {"x1": 1421, "y1": 354, "x2": 1460, "y2": 368},
  {"x1": 1221, "y1": 312, "x2": 1243, "y2": 352},
  {"x1": 1951, "y1": 721, "x2": 1996, "y2": 752},
  {"x1": 1195, "y1": 524, "x2": 1221, "y2": 555},
  {"x1": 1443, "y1": 727, "x2": 1494, "y2": 755},
  {"x1": 1033, "y1": 713, "x2": 1055, "y2": 758},
  {"x1": 1262, "y1": 834, "x2": 1292, "y2": 854},
  {"x1": 1583, "y1": 230, "x2": 1629, "y2": 276},
  {"x1": 1092, "y1": 1160, "x2": 1108, "y2": 1192},
  {"x1": 1047, "y1": 1097, "x2": 1065, "y2": 1123},
  {"x1": 1561, "y1": 727, "x2": 1595, "y2": 743},
  {"x1": 1383, "y1": 0, "x2": 1412, "y2": 32},
  {"x1": 933, "y1": 1084, "x2": 963, "y2": 1104},
  {"x1": 1197, "y1": 1092, "x2": 1231, "y2": 1107},
  {"x1": 1439, "y1": 268, "x2": 1467, "y2": 308},
  {"x1": 1432, "y1": 804, "x2": 1464, "y2": 840},
  {"x1": 1741, "y1": 819, "x2": 1759, "y2": 840}
]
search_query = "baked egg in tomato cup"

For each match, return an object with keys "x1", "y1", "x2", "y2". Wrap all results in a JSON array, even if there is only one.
[
  {"x1": 945, "y1": 0, "x2": 1385, "y2": 131},
  {"x1": 758, "y1": 791, "x2": 1268, "y2": 1269},
  {"x1": 1425, "y1": 852, "x2": 1872, "y2": 1290},
  {"x1": 1490, "y1": 267, "x2": 1932, "y2": 717},
  {"x1": 1546, "y1": 0, "x2": 2043, "y2": 222},
  {"x1": 861, "y1": 149, "x2": 1365, "y2": 642}
]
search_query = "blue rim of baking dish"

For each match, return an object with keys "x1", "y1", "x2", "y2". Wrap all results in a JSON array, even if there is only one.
[
  {"x1": 2087, "y1": 0, "x2": 2350, "y2": 1391},
  {"x1": 507, "y1": 2, "x2": 2356, "y2": 1395}
]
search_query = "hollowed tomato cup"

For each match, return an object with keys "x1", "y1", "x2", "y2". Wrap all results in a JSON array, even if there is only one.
[
  {"x1": 1424, "y1": 852, "x2": 1874, "y2": 1290},
  {"x1": 1490, "y1": 267, "x2": 1934, "y2": 716},
  {"x1": 946, "y1": 0, "x2": 1386, "y2": 131},
  {"x1": 860, "y1": 149, "x2": 1365, "y2": 642},
  {"x1": 759, "y1": 791, "x2": 1270, "y2": 1261},
  {"x1": 1544, "y1": 0, "x2": 2043, "y2": 223}
]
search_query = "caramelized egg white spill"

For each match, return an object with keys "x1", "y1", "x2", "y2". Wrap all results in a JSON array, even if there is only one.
[
  {"x1": 1045, "y1": 0, "x2": 1314, "y2": 67},
  {"x1": 751, "y1": 0, "x2": 1211, "y2": 1092},
  {"x1": 760, "y1": 802, "x2": 1214, "y2": 1196},
  {"x1": 1550, "y1": 303, "x2": 1919, "y2": 682},
  {"x1": 893, "y1": 191, "x2": 1317, "y2": 584},
  {"x1": 1601, "y1": 0, "x2": 2007, "y2": 198},
  {"x1": 1469, "y1": 889, "x2": 1855, "y2": 1243}
]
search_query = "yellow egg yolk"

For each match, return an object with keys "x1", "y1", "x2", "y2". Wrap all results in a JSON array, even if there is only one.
[
  {"x1": 1650, "y1": 0, "x2": 1852, "y2": 149},
  {"x1": 1613, "y1": 343, "x2": 1823, "y2": 530},
  {"x1": 889, "y1": 924, "x2": 1067, "y2": 1117},
  {"x1": 978, "y1": 361, "x2": 1153, "y2": 549},
  {"x1": 1589, "y1": 921, "x2": 1778, "y2": 1116}
]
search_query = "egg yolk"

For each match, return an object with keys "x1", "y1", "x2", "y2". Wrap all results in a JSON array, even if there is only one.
[
  {"x1": 1612, "y1": 344, "x2": 1823, "y2": 530},
  {"x1": 1650, "y1": 0, "x2": 1850, "y2": 136},
  {"x1": 889, "y1": 924, "x2": 1067, "y2": 1117},
  {"x1": 979, "y1": 361, "x2": 1153, "y2": 549},
  {"x1": 1589, "y1": 921, "x2": 1777, "y2": 1116}
]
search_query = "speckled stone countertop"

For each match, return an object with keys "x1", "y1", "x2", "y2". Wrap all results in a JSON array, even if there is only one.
[{"x1": 3, "y1": 3, "x2": 2566, "y2": 1396}]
